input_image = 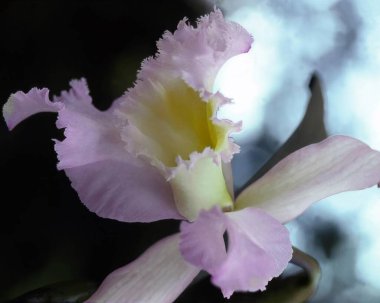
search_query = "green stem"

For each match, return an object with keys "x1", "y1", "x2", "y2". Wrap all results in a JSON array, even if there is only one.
[{"x1": 289, "y1": 246, "x2": 321, "y2": 302}]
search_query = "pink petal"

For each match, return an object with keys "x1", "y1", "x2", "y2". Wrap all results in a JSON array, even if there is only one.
[
  {"x1": 54, "y1": 79, "x2": 181, "y2": 222},
  {"x1": 65, "y1": 159, "x2": 182, "y2": 222},
  {"x1": 179, "y1": 206, "x2": 228, "y2": 273},
  {"x1": 180, "y1": 207, "x2": 292, "y2": 298},
  {"x1": 139, "y1": 9, "x2": 253, "y2": 91},
  {"x1": 54, "y1": 79, "x2": 127, "y2": 168},
  {"x1": 217, "y1": 208, "x2": 292, "y2": 298},
  {"x1": 236, "y1": 135, "x2": 380, "y2": 223},
  {"x1": 3, "y1": 79, "x2": 182, "y2": 222},
  {"x1": 86, "y1": 234, "x2": 199, "y2": 303},
  {"x1": 3, "y1": 87, "x2": 61, "y2": 130}
]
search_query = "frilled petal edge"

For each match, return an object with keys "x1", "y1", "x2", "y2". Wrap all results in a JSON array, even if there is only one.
[
  {"x1": 139, "y1": 8, "x2": 253, "y2": 92},
  {"x1": 3, "y1": 87, "x2": 61, "y2": 130},
  {"x1": 179, "y1": 207, "x2": 292, "y2": 298},
  {"x1": 235, "y1": 135, "x2": 380, "y2": 223},
  {"x1": 3, "y1": 79, "x2": 182, "y2": 222},
  {"x1": 86, "y1": 234, "x2": 200, "y2": 303}
]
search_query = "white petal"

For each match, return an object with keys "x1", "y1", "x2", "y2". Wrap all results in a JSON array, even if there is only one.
[
  {"x1": 236, "y1": 136, "x2": 380, "y2": 223},
  {"x1": 86, "y1": 234, "x2": 199, "y2": 303}
]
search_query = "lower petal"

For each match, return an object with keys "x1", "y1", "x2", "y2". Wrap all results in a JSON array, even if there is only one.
[
  {"x1": 180, "y1": 206, "x2": 228, "y2": 273},
  {"x1": 179, "y1": 207, "x2": 292, "y2": 298},
  {"x1": 86, "y1": 234, "x2": 199, "y2": 303},
  {"x1": 216, "y1": 208, "x2": 293, "y2": 298}
]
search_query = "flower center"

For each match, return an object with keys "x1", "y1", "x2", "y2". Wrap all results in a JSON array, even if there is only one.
[
  {"x1": 119, "y1": 77, "x2": 237, "y2": 220},
  {"x1": 122, "y1": 78, "x2": 230, "y2": 169}
]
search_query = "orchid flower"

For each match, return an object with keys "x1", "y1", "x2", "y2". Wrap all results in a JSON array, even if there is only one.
[{"x1": 3, "y1": 9, "x2": 380, "y2": 303}]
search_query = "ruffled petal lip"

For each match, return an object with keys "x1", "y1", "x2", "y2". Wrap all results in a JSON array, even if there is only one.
[
  {"x1": 3, "y1": 87, "x2": 61, "y2": 130},
  {"x1": 180, "y1": 207, "x2": 292, "y2": 298}
]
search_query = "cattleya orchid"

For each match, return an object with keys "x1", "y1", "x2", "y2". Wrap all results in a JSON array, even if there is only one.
[{"x1": 3, "y1": 9, "x2": 380, "y2": 303}]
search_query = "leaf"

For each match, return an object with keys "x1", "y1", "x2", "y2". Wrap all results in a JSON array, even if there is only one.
[
  {"x1": 237, "y1": 74, "x2": 327, "y2": 196},
  {"x1": 7, "y1": 280, "x2": 97, "y2": 303}
]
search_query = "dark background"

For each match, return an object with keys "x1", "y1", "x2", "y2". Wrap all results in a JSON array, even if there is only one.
[{"x1": 0, "y1": 1, "x2": 212, "y2": 301}]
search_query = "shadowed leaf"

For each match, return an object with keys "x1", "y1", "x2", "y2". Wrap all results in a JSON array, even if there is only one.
[
  {"x1": 237, "y1": 74, "x2": 327, "y2": 196},
  {"x1": 8, "y1": 280, "x2": 97, "y2": 303}
]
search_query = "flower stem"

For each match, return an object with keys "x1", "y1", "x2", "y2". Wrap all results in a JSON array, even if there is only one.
[{"x1": 289, "y1": 246, "x2": 321, "y2": 301}]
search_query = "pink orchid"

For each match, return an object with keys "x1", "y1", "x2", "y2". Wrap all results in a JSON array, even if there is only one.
[{"x1": 3, "y1": 9, "x2": 380, "y2": 303}]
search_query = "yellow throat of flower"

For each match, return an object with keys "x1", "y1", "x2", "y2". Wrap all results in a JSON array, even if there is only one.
[{"x1": 120, "y1": 77, "x2": 237, "y2": 220}]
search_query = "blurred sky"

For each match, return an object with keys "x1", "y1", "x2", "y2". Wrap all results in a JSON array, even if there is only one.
[{"x1": 211, "y1": 0, "x2": 380, "y2": 302}]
